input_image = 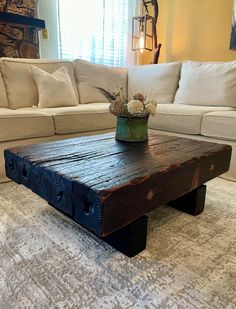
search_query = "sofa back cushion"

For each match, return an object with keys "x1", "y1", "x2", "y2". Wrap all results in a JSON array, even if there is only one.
[
  {"x1": 128, "y1": 62, "x2": 181, "y2": 103},
  {"x1": 73, "y1": 59, "x2": 128, "y2": 104},
  {"x1": 174, "y1": 60, "x2": 236, "y2": 107},
  {"x1": 0, "y1": 60, "x2": 9, "y2": 108},
  {"x1": 1, "y1": 58, "x2": 79, "y2": 109}
]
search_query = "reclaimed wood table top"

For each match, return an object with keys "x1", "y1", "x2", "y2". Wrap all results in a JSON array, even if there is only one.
[{"x1": 5, "y1": 133, "x2": 232, "y2": 237}]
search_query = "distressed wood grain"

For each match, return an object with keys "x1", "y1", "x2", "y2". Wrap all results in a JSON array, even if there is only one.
[{"x1": 5, "y1": 133, "x2": 232, "y2": 238}]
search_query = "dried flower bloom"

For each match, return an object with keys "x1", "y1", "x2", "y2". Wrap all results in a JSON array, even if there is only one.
[
  {"x1": 145, "y1": 103, "x2": 156, "y2": 116},
  {"x1": 144, "y1": 99, "x2": 157, "y2": 107},
  {"x1": 127, "y1": 100, "x2": 144, "y2": 114},
  {"x1": 133, "y1": 93, "x2": 145, "y2": 103},
  {"x1": 109, "y1": 99, "x2": 125, "y2": 116},
  {"x1": 97, "y1": 86, "x2": 155, "y2": 118}
]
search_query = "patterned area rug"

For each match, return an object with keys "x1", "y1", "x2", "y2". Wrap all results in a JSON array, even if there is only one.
[{"x1": 0, "y1": 178, "x2": 236, "y2": 308}]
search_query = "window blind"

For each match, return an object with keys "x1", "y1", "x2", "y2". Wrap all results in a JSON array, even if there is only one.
[{"x1": 57, "y1": 0, "x2": 138, "y2": 67}]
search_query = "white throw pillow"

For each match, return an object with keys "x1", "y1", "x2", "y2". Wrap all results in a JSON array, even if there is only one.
[
  {"x1": 128, "y1": 62, "x2": 181, "y2": 104},
  {"x1": 174, "y1": 60, "x2": 236, "y2": 107},
  {"x1": 31, "y1": 65, "x2": 78, "y2": 108},
  {"x1": 73, "y1": 59, "x2": 128, "y2": 104},
  {"x1": 1, "y1": 58, "x2": 79, "y2": 109}
]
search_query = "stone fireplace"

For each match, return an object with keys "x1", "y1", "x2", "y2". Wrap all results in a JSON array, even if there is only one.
[{"x1": 0, "y1": 0, "x2": 44, "y2": 58}]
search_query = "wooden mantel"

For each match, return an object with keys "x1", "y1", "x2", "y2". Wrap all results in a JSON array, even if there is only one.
[{"x1": 0, "y1": 11, "x2": 45, "y2": 29}]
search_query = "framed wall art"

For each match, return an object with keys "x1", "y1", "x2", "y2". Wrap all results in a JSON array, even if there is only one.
[{"x1": 230, "y1": 0, "x2": 236, "y2": 49}]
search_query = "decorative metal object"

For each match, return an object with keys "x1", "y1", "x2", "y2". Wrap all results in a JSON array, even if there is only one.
[
  {"x1": 132, "y1": 0, "x2": 161, "y2": 64},
  {"x1": 115, "y1": 116, "x2": 149, "y2": 142}
]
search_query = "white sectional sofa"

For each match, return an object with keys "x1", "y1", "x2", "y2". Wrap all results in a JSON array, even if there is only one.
[{"x1": 0, "y1": 57, "x2": 235, "y2": 182}]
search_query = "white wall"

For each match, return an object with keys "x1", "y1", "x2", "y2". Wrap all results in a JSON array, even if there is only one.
[{"x1": 38, "y1": 0, "x2": 60, "y2": 59}]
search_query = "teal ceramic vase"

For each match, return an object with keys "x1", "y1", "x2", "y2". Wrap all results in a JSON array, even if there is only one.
[{"x1": 115, "y1": 116, "x2": 148, "y2": 142}]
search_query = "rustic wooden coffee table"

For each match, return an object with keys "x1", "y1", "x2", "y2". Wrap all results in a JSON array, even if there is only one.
[{"x1": 5, "y1": 133, "x2": 231, "y2": 257}]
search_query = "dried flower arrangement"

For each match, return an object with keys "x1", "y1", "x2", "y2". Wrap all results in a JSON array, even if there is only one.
[{"x1": 96, "y1": 87, "x2": 157, "y2": 118}]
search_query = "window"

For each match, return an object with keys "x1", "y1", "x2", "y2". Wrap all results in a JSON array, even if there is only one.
[{"x1": 57, "y1": 0, "x2": 138, "y2": 67}]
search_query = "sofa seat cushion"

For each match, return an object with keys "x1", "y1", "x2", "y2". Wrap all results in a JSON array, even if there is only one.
[
  {"x1": 174, "y1": 60, "x2": 236, "y2": 107},
  {"x1": 1, "y1": 58, "x2": 79, "y2": 109},
  {"x1": 21, "y1": 103, "x2": 116, "y2": 134},
  {"x1": 0, "y1": 108, "x2": 55, "y2": 142},
  {"x1": 201, "y1": 111, "x2": 236, "y2": 141},
  {"x1": 128, "y1": 62, "x2": 181, "y2": 104},
  {"x1": 148, "y1": 104, "x2": 235, "y2": 135}
]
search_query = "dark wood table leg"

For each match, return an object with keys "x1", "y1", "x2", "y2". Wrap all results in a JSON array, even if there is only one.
[
  {"x1": 168, "y1": 185, "x2": 207, "y2": 216},
  {"x1": 49, "y1": 200, "x2": 148, "y2": 258},
  {"x1": 102, "y1": 216, "x2": 148, "y2": 257}
]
